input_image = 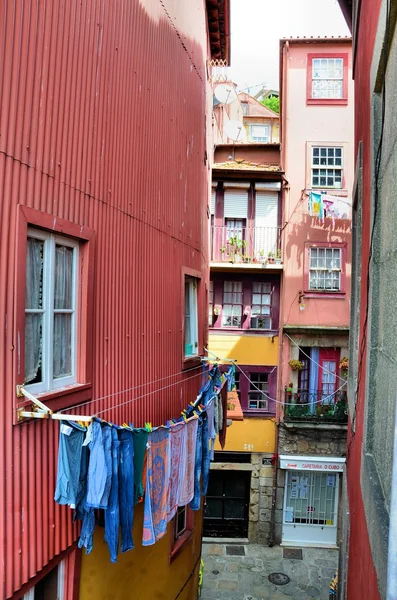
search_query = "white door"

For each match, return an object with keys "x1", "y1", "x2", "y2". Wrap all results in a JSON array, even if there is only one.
[{"x1": 282, "y1": 470, "x2": 339, "y2": 547}]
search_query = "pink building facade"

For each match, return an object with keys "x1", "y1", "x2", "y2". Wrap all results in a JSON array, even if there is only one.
[{"x1": 275, "y1": 38, "x2": 353, "y2": 548}]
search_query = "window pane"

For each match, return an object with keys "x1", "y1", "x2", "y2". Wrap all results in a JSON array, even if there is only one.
[
  {"x1": 26, "y1": 238, "x2": 44, "y2": 309},
  {"x1": 53, "y1": 314, "x2": 72, "y2": 378},
  {"x1": 54, "y1": 245, "x2": 74, "y2": 309},
  {"x1": 25, "y1": 313, "x2": 43, "y2": 384}
]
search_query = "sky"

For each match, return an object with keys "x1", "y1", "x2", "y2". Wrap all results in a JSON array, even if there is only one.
[{"x1": 228, "y1": 0, "x2": 350, "y2": 93}]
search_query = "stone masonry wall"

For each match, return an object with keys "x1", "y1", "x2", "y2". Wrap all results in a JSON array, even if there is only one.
[{"x1": 249, "y1": 453, "x2": 274, "y2": 545}]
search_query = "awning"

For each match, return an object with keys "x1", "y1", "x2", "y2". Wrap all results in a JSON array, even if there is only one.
[{"x1": 279, "y1": 455, "x2": 345, "y2": 472}]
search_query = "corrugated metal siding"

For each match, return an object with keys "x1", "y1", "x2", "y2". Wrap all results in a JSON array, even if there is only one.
[{"x1": 0, "y1": 1, "x2": 211, "y2": 597}]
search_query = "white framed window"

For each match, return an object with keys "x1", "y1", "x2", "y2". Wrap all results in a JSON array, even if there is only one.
[
  {"x1": 309, "y1": 247, "x2": 341, "y2": 291},
  {"x1": 251, "y1": 282, "x2": 272, "y2": 329},
  {"x1": 184, "y1": 276, "x2": 198, "y2": 357},
  {"x1": 222, "y1": 281, "x2": 243, "y2": 327},
  {"x1": 312, "y1": 58, "x2": 343, "y2": 99},
  {"x1": 249, "y1": 125, "x2": 270, "y2": 143},
  {"x1": 248, "y1": 373, "x2": 269, "y2": 410},
  {"x1": 312, "y1": 146, "x2": 343, "y2": 188},
  {"x1": 25, "y1": 229, "x2": 79, "y2": 394}
]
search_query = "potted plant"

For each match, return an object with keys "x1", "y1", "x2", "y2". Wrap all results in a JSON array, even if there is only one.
[
  {"x1": 275, "y1": 249, "x2": 282, "y2": 264},
  {"x1": 339, "y1": 356, "x2": 349, "y2": 378},
  {"x1": 267, "y1": 251, "x2": 275, "y2": 264},
  {"x1": 289, "y1": 359, "x2": 304, "y2": 371}
]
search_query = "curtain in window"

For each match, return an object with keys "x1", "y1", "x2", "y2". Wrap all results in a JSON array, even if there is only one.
[
  {"x1": 25, "y1": 238, "x2": 44, "y2": 384},
  {"x1": 53, "y1": 245, "x2": 73, "y2": 378}
]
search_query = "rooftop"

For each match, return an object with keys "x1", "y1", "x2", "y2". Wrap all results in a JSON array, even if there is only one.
[
  {"x1": 280, "y1": 35, "x2": 352, "y2": 44},
  {"x1": 213, "y1": 160, "x2": 282, "y2": 172}
]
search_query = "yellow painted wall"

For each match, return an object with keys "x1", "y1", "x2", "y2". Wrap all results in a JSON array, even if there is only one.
[
  {"x1": 209, "y1": 333, "x2": 278, "y2": 366},
  {"x1": 272, "y1": 121, "x2": 280, "y2": 143},
  {"x1": 215, "y1": 417, "x2": 276, "y2": 453},
  {"x1": 80, "y1": 503, "x2": 202, "y2": 600}
]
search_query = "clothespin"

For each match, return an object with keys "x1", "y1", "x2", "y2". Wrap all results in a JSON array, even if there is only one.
[
  {"x1": 196, "y1": 405, "x2": 203, "y2": 412},
  {"x1": 122, "y1": 422, "x2": 133, "y2": 430},
  {"x1": 182, "y1": 413, "x2": 188, "y2": 423},
  {"x1": 145, "y1": 422, "x2": 152, "y2": 432},
  {"x1": 100, "y1": 418, "x2": 112, "y2": 427}
]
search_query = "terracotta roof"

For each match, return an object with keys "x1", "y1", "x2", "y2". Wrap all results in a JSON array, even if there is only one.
[
  {"x1": 227, "y1": 390, "x2": 244, "y2": 421},
  {"x1": 213, "y1": 160, "x2": 282, "y2": 172}
]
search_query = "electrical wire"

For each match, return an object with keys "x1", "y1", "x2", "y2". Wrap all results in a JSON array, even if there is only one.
[
  {"x1": 203, "y1": 348, "x2": 347, "y2": 407},
  {"x1": 284, "y1": 333, "x2": 347, "y2": 383},
  {"x1": 94, "y1": 370, "x2": 205, "y2": 417},
  {"x1": 59, "y1": 364, "x2": 204, "y2": 414}
]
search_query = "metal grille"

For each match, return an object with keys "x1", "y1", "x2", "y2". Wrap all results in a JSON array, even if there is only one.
[{"x1": 284, "y1": 471, "x2": 338, "y2": 526}]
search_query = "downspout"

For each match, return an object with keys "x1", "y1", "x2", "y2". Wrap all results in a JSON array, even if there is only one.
[{"x1": 386, "y1": 398, "x2": 397, "y2": 600}]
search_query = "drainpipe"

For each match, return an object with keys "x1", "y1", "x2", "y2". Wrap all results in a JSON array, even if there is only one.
[{"x1": 386, "y1": 399, "x2": 397, "y2": 600}]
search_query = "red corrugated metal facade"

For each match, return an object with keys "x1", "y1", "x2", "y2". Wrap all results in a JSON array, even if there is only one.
[{"x1": 0, "y1": 1, "x2": 225, "y2": 597}]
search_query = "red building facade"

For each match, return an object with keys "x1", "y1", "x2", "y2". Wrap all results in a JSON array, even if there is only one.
[{"x1": 0, "y1": 1, "x2": 229, "y2": 598}]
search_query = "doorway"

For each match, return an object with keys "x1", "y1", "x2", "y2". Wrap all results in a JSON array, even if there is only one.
[{"x1": 204, "y1": 470, "x2": 250, "y2": 538}]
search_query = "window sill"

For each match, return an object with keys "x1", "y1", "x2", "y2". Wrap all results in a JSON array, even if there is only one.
[
  {"x1": 209, "y1": 328, "x2": 279, "y2": 336},
  {"x1": 243, "y1": 410, "x2": 276, "y2": 418},
  {"x1": 306, "y1": 98, "x2": 348, "y2": 106},
  {"x1": 304, "y1": 291, "x2": 345, "y2": 299},
  {"x1": 182, "y1": 355, "x2": 203, "y2": 371},
  {"x1": 169, "y1": 530, "x2": 193, "y2": 563},
  {"x1": 16, "y1": 382, "x2": 92, "y2": 414}
]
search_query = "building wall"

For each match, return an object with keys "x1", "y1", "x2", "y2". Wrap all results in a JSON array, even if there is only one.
[
  {"x1": 80, "y1": 504, "x2": 203, "y2": 600},
  {"x1": 281, "y1": 42, "x2": 353, "y2": 331},
  {"x1": 0, "y1": 1, "x2": 212, "y2": 598}
]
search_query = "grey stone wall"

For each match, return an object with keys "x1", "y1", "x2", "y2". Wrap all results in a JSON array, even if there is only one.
[
  {"x1": 249, "y1": 453, "x2": 274, "y2": 544},
  {"x1": 278, "y1": 424, "x2": 347, "y2": 456}
]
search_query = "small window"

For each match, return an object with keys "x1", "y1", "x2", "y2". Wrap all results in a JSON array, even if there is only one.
[
  {"x1": 312, "y1": 57, "x2": 343, "y2": 99},
  {"x1": 251, "y1": 282, "x2": 272, "y2": 329},
  {"x1": 25, "y1": 229, "x2": 79, "y2": 394},
  {"x1": 209, "y1": 280, "x2": 214, "y2": 326},
  {"x1": 184, "y1": 276, "x2": 199, "y2": 357},
  {"x1": 248, "y1": 373, "x2": 268, "y2": 410},
  {"x1": 309, "y1": 247, "x2": 341, "y2": 291},
  {"x1": 249, "y1": 125, "x2": 269, "y2": 143},
  {"x1": 312, "y1": 146, "x2": 343, "y2": 189},
  {"x1": 175, "y1": 505, "x2": 187, "y2": 540},
  {"x1": 234, "y1": 370, "x2": 240, "y2": 394},
  {"x1": 222, "y1": 281, "x2": 243, "y2": 327},
  {"x1": 241, "y1": 101, "x2": 248, "y2": 115},
  {"x1": 21, "y1": 562, "x2": 64, "y2": 599}
]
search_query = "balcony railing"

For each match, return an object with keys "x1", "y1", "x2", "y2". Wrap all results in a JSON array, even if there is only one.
[
  {"x1": 211, "y1": 226, "x2": 282, "y2": 265},
  {"x1": 284, "y1": 389, "x2": 348, "y2": 423}
]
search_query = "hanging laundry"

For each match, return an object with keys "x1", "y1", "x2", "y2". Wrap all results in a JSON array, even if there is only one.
[
  {"x1": 206, "y1": 397, "x2": 216, "y2": 461},
  {"x1": 309, "y1": 191, "x2": 324, "y2": 219},
  {"x1": 218, "y1": 383, "x2": 228, "y2": 449},
  {"x1": 167, "y1": 422, "x2": 186, "y2": 521},
  {"x1": 86, "y1": 421, "x2": 109, "y2": 509},
  {"x1": 178, "y1": 417, "x2": 198, "y2": 506},
  {"x1": 132, "y1": 427, "x2": 149, "y2": 505},
  {"x1": 190, "y1": 417, "x2": 203, "y2": 511},
  {"x1": 117, "y1": 427, "x2": 135, "y2": 552},
  {"x1": 201, "y1": 411, "x2": 211, "y2": 497},
  {"x1": 143, "y1": 427, "x2": 170, "y2": 546},
  {"x1": 333, "y1": 197, "x2": 351, "y2": 219},
  {"x1": 54, "y1": 420, "x2": 87, "y2": 508},
  {"x1": 104, "y1": 428, "x2": 120, "y2": 563}
]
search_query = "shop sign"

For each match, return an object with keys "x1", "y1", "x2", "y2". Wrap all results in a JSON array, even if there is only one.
[{"x1": 279, "y1": 455, "x2": 345, "y2": 472}]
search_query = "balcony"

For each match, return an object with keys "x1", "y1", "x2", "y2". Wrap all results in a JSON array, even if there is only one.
[
  {"x1": 211, "y1": 226, "x2": 282, "y2": 267},
  {"x1": 284, "y1": 389, "x2": 348, "y2": 424}
]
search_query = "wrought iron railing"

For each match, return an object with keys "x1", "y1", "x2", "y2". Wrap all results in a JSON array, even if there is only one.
[
  {"x1": 211, "y1": 226, "x2": 282, "y2": 264},
  {"x1": 283, "y1": 389, "x2": 348, "y2": 423}
]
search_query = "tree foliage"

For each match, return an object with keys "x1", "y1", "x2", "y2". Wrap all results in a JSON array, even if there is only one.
[{"x1": 261, "y1": 96, "x2": 280, "y2": 114}]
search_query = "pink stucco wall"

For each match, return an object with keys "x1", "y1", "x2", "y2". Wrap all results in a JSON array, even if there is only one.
[{"x1": 281, "y1": 40, "x2": 353, "y2": 330}]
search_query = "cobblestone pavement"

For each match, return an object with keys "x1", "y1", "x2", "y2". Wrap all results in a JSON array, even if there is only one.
[{"x1": 200, "y1": 543, "x2": 337, "y2": 600}]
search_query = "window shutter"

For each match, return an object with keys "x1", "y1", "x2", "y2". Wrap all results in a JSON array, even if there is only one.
[
  {"x1": 254, "y1": 191, "x2": 279, "y2": 256},
  {"x1": 210, "y1": 190, "x2": 216, "y2": 215},
  {"x1": 224, "y1": 189, "x2": 248, "y2": 219},
  {"x1": 255, "y1": 191, "x2": 278, "y2": 228}
]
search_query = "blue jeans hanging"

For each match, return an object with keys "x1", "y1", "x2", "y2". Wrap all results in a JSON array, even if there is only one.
[
  {"x1": 190, "y1": 418, "x2": 203, "y2": 511},
  {"x1": 104, "y1": 428, "x2": 120, "y2": 563},
  {"x1": 117, "y1": 428, "x2": 134, "y2": 553},
  {"x1": 201, "y1": 412, "x2": 211, "y2": 496}
]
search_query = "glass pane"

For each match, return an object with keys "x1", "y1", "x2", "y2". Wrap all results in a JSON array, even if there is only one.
[
  {"x1": 206, "y1": 498, "x2": 223, "y2": 519},
  {"x1": 54, "y1": 245, "x2": 74, "y2": 309},
  {"x1": 224, "y1": 478, "x2": 246, "y2": 497},
  {"x1": 224, "y1": 499, "x2": 245, "y2": 520},
  {"x1": 26, "y1": 238, "x2": 44, "y2": 309},
  {"x1": 24, "y1": 313, "x2": 43, "y2": 384},
  {"x1": 53, "y1": 314, "x2": 72, "y2": 378}
]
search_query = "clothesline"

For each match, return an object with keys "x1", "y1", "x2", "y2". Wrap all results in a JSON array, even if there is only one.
[{"x1": 284, "y1": 333, "x2": 347, "y2": 383}]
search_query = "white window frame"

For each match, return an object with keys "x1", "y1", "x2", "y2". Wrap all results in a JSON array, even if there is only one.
[
  {"x1": 249, "y1": 124, "x2": 270, "y2": 143},
  {"x1": 309, "y1": 247, "x2": 342, "y2": 292},
  {"x1": 184, "y1": 276, "x2": 199, "y2": 358},
  {"x1": 312, "y1": 57, "x2": 343, "y2": 99},
  {"x1": 25, "y1": 228, "x2": 79, "y2": 394},
  {"x1": 248, "y1": 372, "x2": 269, "y2": 411},
  {"x1": 311, "y1": 146, "x2": 343, "y2": 189}
]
